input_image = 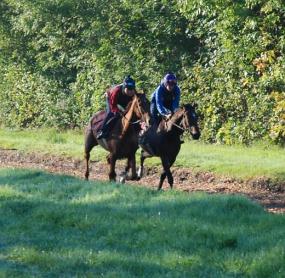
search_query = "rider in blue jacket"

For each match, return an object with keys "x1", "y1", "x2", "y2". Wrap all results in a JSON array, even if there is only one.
[
  {"x1": 150, "y1": 72, "x2": 180, "y2": 125},
  {"x1": 139, "y1": 73, "x2": 182, "y2": 154}
]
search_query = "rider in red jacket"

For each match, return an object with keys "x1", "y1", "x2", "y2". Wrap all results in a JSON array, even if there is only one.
[{"x1": 96, "y1": 76, "x2": 136, "y2": 139}]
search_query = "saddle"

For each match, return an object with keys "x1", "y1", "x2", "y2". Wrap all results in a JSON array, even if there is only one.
[{"x1": 90, "y1": 110, "x2": 106, "y2": 133}]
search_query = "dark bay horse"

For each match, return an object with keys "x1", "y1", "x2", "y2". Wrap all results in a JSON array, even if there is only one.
[
  {"x1": 84, "y1": 93, "x2": 150, "y2": 182},
  {"x1": 138, "y1": 104, "x2": 200, "y2": 190}
]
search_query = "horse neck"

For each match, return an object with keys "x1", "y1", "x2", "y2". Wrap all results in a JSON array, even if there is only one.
[
  {"x1": 165, "y1": 109, "x2": 185, "y2": 134},
  {"x1": 120, "y1": 96, "x2": 137, "y2": 137}
]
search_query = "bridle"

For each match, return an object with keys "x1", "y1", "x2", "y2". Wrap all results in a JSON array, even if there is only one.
[
  {"x1": 120, "y1": 95, "x2": 149, "y2": 137},
  {"x1": 167, "y1": 107, "x2": 196, "y2": 132},
  {"x1": 130, "y1": 95, "x2": 149, "y2": 126}
]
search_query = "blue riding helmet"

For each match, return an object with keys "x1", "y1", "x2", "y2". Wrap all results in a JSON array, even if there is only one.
[
  {"x1": 163, "y1": 73, "x2": 177, "y2": 86},
  {"x1": 123, "y1": 75, "x2": 136, "y2": 90}
]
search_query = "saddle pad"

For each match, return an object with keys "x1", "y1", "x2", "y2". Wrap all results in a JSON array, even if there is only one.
[{"x1": 90, "y1": 110, "x2": 106, "y2": 133}]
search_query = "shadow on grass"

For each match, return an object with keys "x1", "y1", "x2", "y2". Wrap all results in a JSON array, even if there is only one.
[{"x1": 0, "y1": 168, "x2": 284, "y2": 277}]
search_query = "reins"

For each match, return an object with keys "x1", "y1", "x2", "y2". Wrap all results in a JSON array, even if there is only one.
[
  {"x1": 120, "y1": 95, "x2": 148, "y2": 138},
  {"x1": 170, "y1": 121, "x2": 186, "y2": 131},
  {"x1": 167, "y1": 110, "x2": 189, "y2": 132},
  {"x1": 121, "y1": 96, "x2": 146, "y2": 124}
]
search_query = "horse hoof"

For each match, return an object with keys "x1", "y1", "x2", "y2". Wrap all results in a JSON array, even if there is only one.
[
  {"x1": 119, "y1": 176, "x2": 126, "y2": 184},
  {"x1": 127, "y1": 174, "x2": 138, "y2": 181},
  {"x1": 137, "y1": 168, "x2": 143, "y2": 179}
]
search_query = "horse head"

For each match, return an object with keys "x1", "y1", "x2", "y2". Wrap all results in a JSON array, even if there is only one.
[
  {"x1": 168, "y1": 104, "x2": 200, "y2": 140},
  {"x1": 182, "y1": 104, "x2": 200, "y2": 140},
  {"x1": 121, "y1": 93, "x2": 150, "y2": 137},
  {"x1": 133, "y1": 93, "x2": 151, "y2": 127}
]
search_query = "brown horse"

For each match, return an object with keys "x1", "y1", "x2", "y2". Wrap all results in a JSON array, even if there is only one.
[
  {"x1": 84, "y1": 93, "x2": 150, "y2": 182},
  {"x1": 138, "y1": 104, "x2": 200, "y2": 190}
]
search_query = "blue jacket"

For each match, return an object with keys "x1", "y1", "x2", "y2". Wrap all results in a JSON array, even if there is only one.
[{"x1": 151, "y1": 83, "x2": 181, "y2": 116}]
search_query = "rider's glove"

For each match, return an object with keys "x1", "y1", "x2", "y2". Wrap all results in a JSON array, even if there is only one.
[{"x1": 164, "y1": 114, "x2": 172, "y2": 121}]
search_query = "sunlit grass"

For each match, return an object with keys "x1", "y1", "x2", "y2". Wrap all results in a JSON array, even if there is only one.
[
  {"x1": 178, "y1": 140, "x2": 285, "y2": 179},
  {"x1": 0, "y1": 128, "x2": 107, "y2": 160},
  {"x1": 0, "y1": 168, "x2": 284, "y2": 277},
  {"x1": 0, "y1": 128, "x2": 285, "y2": 180}
]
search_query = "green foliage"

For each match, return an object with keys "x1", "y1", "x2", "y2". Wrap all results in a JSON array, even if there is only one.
[
  {"x1": 0, "y1": 168, "x2": 284, "y2": 277},
  {"x1": 180, "y1": 0, "x2": 285, "y2": 144},
  {"x1": 0, "y1": 0, "x2": 285, "y2": 144},
  {"x1": 269, "y1": 91, "x2": 285, "y2": 144}
]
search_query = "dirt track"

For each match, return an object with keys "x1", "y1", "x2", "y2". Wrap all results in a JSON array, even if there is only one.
[{"x1": 0, "y1": 149, "x2": 284, "y2": 214}]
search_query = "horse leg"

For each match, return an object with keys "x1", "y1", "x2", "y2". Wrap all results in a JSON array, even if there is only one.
[
  {"x1": 125, "y1": 158, "x2": 131, "y2": 173},
  {"x1": 129, "y1": 154, "x2": 138, "y2": 180},
  {"x1": 118, "y1": 158, "x2": 130, "y2": 184},
  {"x1": 84, "y1": 129, "x2": 97, "y2": 180},
  {"x1": 158, "y1": 171, "x2": 167, "y2": 190},
  {"x1": 124, "y1": 157, "x2": 132, "y2": 177},
  {"x1": 166, "y1": 170, "x2": 174, "y2": 189},
  {"x1": 108, "y1": 154, "x2": 117, "y2": 182},
  {"x1": 158, "y1": 169, "x2": 173, "y2": 190},
  {"x1": 166, "y1": 158, "x2": 176, "y2": 189},
  {"x1": 137, "y1": 150, "x2": 147, "y2": 179},
  {"x1": 158, "y1": 156, "x2": 172, "y2": 190},
  {"x1": 106, "y1": 154, "x2": 111, "y2": 165},
  {"x1": 121, "y1": 154, "x2": 138, "y2": 182}
]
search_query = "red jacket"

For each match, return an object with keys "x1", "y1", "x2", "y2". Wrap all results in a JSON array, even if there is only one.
[{"x1": 107, "y1": 85, "x2": 135, "y2": 113}]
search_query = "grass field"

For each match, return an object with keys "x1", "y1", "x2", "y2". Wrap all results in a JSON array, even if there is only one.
[
  {"x1": 0, "y1": 128, "x2": 285, "y2": 180},
  {"x1": 0, "y1": 168, "x2": 284, "y2": 277}
]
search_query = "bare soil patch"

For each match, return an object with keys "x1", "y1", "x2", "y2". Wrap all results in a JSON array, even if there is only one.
[{"x1": 0, "y1": 149, "x2": 284, "y2": 214}]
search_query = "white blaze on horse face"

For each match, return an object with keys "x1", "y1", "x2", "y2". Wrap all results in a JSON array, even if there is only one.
[{"x1": 190, "y1": 126, "x2": 198, "y2": 135}]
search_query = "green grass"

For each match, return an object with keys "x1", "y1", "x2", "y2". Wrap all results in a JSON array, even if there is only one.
[
  {"x1": 0, "y1": 128, "x2": 285, "y2": 180},
  {"x1": 0, "y1": 128, "x2": 107, "y2": 161},
  {"x1": 178, "y1": 140, "x2": 285, "y2": 180},
  {"x1": 0, "y1": 169, "x2": 285, "y2": 277},
  {"x1": 0, "y1": 168, "x2": 284, "y2": 277}
]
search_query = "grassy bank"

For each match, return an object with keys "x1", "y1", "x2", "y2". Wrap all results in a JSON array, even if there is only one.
[
  {"x1": 0, "y1": 128, "x2": 285, "y2": 180},
  {"x1": 0, "y1": 168, "x2": 284, "y2": 277},
  {"x1": 0, "y1": 128, "x2": 107, "y2": 161}
]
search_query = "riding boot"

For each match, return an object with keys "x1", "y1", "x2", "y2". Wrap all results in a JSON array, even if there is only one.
[{"x1": 96, "y1": 113, "x2": 114, "y2": 139}]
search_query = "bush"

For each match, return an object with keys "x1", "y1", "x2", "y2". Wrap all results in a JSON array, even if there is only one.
[{"x1": 0, "y1": 0, "x2": 285, "y2": 145}]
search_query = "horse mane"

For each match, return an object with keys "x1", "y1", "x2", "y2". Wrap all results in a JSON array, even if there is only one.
[
  {"x1": 172, "y1": 107, "x2": 185, "y2": 121},
  {"x1": 182, "y1": 103, "x2": 195, "y2": 111}
]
